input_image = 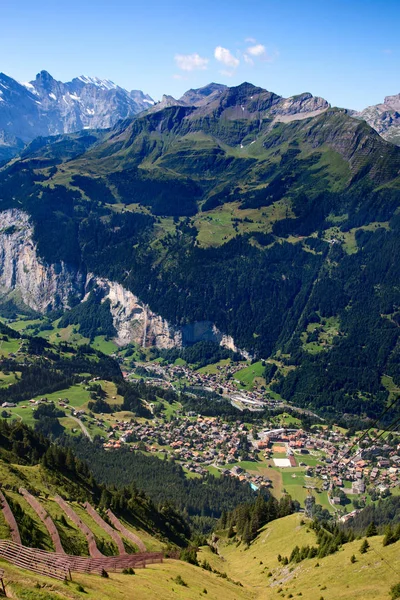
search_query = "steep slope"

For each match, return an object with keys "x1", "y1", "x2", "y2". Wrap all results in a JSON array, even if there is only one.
[
  {"x1": 355, "y1": 92, "x2": 400, "y2": 145},
  {"x1": 0, "y1": 70, "x2": 154, "y2": 159},
  {"x1": 1, "y1": 511, "x2": 399, "y2": 599},
  {"x1": 0, "y1": 420, "x2": 189, "y2": 549},
  {"x1": 198, "y1": 513, "x2": 400, "y2": 600},
  {"x1": 1, "y1": 81, "x2": 400, "y2": 419}
]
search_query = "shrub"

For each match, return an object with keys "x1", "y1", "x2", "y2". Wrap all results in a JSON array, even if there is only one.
[
  {"x1": 391, "y1": 582, "x2": 400, "y2": 600},
  {"x1": 173, "y1": 575, "x2": 188, "y2": 587}
]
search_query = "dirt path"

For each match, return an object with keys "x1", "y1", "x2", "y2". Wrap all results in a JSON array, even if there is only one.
[
  {"x1": 84, "y1": 502, "x2": 126, "y2": 555},
  {"x1": 0, "y1": 490, "x2": 21, "y2": 544},
  {"x1": 70, "y1": 416, "x2": 92, "y2": 441},
  {"x1": 54, "y1": 495, "x2": 103, "y2": 558},
  {"x1": 19, "y1": 488, "x2": 65, "y2": 554},
  {"x1": 106, "y1": 509, "x2": 146, "y2": 552}
]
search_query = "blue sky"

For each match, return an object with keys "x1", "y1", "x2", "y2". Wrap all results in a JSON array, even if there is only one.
[{"x1": 1, "y1": 0, "x2": 399, "y2": 109}]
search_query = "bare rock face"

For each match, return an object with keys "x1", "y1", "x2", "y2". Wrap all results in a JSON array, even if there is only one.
[
  {"x1": 354, "y1": 94, "x2": 400, "y2": 146},
  {"x1": 0, "y1": 209, "x2": 242, "y2": 353},
  {"x1": 85, "y1": 275, "x2": 182, "y2": 348},
  {"x1": 270, "y1": 92, "x2": 330, "y2": 123},
  {"x1": 0, "y1": 71, "x2": 154, "y2": 158},
  {"x1": 0, "y1": 209, "x2": 85, "y2": 312}
]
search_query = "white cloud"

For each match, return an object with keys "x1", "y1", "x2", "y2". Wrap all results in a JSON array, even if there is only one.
[
  {"x1": 247, "y1": 43, "x2": 266, "y2": 57},
  {"x1": 214, "y1": 46, "x2": 240, "y2": 68},
  {"x1": 174, "y1": 53, "x2": 209, "y2": 72},
  {"x1": 243, "y1": 54, "x2": 254, "y2": 66},
  {"x1": 245, "y1": 37, "x2": 257, "y2": 44}
]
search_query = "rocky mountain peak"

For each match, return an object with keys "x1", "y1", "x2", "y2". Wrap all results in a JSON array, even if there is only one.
[
  {"x1": 0, "y1": 71, "x2": 154, "y2": 160},
  {"x1": 34, "y1": 70, "x2": 54, "y2": 84},
  {"x1": 354, "y1": 93, "x2": 400, "y2": 145},
  {"x1": 383, "y1": 93, "x2": 400, "y2": 111},
  {"x1": 179, "y1": 83, "x2": 227, "y2": 107}
]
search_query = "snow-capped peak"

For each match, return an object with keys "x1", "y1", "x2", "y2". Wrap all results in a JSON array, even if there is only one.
[{"x1": 77, "y1": 75, "x2": 118, "y2": 90}]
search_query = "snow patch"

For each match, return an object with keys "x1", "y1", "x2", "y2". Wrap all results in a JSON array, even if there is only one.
[
  {"x1": 78, "y1": 75, "x2": 117, "y2": 90},
  {"x1": 49, "y1": 93, "x2": 57, "y2": 100},
  {"x1": 21, "y1": 82, "x2": 39, "y2": 95}
]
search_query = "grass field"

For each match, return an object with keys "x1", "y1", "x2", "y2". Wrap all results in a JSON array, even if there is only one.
[
  {"x1": 5, "y1": 379, "x2": 124, "y2": 431},
  {"x1": 40, "y1": 498, "x2": 90, "y2": 556},
  {"x1": 162, "y1": 400, "x2": 182, "y2": 419},
  {"x1": 234, "y1": 361, "x2": 265, "y2": 390},
  {"x1": 91, "y1": 336, "x2": 118, "y2": 355},
  {"x1": 0, "y1": 370, "x2": 20, "y2": 387},
  {"x1": 0, "y1": 508, "x2": 10, "y2": 539},
  {"x1": 1, "y1": 557, "x2": 253, "y2": 600},
  {"x1": 0, "y1": 338, "x2": 21, "y2": 357},
  {"x1": 197, "y1": 358, "x2": 232, "y2": 374},
  {"x1": 194, "y1": 199, "x2": 292, "y2": 248},
  {"x1": 4, "y1": 490, "x2": 54, "y2": 552},
  {"x1": 71, "y1": 503, "x2": 119, "y2": 555},
  {"x1": 198, "y1": 514, "x2": 400, "y2": 600}
]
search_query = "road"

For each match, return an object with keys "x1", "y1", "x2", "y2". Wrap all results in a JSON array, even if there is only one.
[{"x1": 70, "y1": 416, "x2": 92, "y2": 441}]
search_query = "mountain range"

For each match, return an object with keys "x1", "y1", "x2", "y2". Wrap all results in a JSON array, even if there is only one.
[
  {"x1": 1, "y1": 69, "x2": 399, "y2": 164},
  {"x1": 0, "y1": 70, "x2": 154, "y2": 160}
]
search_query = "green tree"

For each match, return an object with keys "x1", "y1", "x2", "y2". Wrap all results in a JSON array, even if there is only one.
[{"x1": 366, "y1": 522, "x2": 377, "y2": 537}]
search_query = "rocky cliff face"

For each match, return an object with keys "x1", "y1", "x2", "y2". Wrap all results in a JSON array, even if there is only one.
[
  {"x1": 85, "y1": 275, "x2": 182, "y2": 348},
  {"x1": 355, "y1": 93, "x2": 400, "y2": 146},
  {"x1": 0, "y1": 71, "x2": 154, "y2": 158},
  {"x1": 0, "y1": 209, "x2": 85, "y2": 312},
  {"x1": 0, "y1": 209, "x2": 241, "y2": 352}
]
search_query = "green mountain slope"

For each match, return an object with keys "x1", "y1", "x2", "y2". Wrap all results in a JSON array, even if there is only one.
[
  {"x1": 1, "y1": 82, "x2": 400, "y2": 419},
  {"x1": 199, "y1": 513, "x2": 400, "y2": 600}
]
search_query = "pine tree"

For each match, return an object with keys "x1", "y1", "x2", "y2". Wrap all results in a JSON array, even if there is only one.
[
  {"x1": 366, "y1": 522, "x2": 377, "y2": 537},
  {"x1": 360, "y1": 539, "x2": 369, "y2": 554},
  {"x1": 383, "y1": 525, "x2": 395, "y2": 547},
  {"x1": 242, "y1": 521, "x2": 252, "y2": 546}
]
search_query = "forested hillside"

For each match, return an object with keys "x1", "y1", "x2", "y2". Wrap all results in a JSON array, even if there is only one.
[{"x1": 1, "y1": 82, "x2": 400, "y2": 419}]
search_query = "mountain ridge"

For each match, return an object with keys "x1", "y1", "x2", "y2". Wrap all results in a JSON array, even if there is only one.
[{"x1": 0, "y1": 70, "x2": 154, "y2": 160}]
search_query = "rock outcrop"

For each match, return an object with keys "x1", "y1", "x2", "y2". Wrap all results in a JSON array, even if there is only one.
[
  {"x1": 0, "y1": 209, "x2": 242, "y2": 352},
  {"x1": 355, "y1": 93, "x2": 400, "y2": 146},
  {"x1": 0, "y1": 209, "x2": 85, "y2": 312},
  {"x1": 85, "y1": 275, "x2": 182, "y2": 348}
]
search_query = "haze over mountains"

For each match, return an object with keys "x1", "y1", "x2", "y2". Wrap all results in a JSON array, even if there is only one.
[{"x1": 0, "y1": 70, "x2": 154, "y2": 160}]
